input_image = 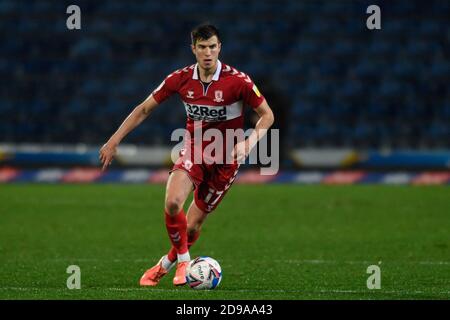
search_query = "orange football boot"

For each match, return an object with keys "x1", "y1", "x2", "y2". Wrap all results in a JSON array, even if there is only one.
[
  {"x1": 140, "y1": 256, "x2": 173, "y2": 286},
  {"x1": 173, "y1": 261, "x2": 189, "y2": 286}
]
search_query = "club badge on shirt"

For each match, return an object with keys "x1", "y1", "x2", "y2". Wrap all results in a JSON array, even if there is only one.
[{"x1": 214, "y1": 90, "x2": 224, "y2": 102}]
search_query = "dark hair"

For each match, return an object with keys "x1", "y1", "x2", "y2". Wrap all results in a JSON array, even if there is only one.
[{"x1": 191, "y1": 24, "x2": 221, "y2": 45}]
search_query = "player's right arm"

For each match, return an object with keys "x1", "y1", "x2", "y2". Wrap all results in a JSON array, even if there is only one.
[
  {"x1": 99, "y1": 71, "x2": 180, "y2": 170},
  {"x1": 99, "y1": 94, "x2": 159, "y2": 170}
]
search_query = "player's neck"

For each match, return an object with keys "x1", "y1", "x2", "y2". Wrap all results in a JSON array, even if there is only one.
[{"x1": 197, "y1": 63, "x2": 217, "y2": 83}]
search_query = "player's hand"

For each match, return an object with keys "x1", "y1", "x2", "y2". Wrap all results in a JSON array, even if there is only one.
[
  {"x1": 232, "y1": 140, "x2": 249, "y2": 163},
  {"x1": 99, "y1": 141, "x2": 118, "y2": 171}
]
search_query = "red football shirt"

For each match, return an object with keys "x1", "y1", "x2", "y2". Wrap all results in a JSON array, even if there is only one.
[{"x1": 151, "y1": 60, "x2": 265, "y2": 163}]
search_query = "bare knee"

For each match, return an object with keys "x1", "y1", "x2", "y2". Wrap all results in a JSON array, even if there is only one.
[
  {"x1": 164, "y1": 170, "x2": 193, "y2": 216},
  {"x1": 165, "y1": 197, "x2": 183, "y2": 216}
]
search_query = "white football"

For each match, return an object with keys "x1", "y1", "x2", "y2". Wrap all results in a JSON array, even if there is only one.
[{"x1": 185, "y1": 256, "x2": 222, "y2": 290}]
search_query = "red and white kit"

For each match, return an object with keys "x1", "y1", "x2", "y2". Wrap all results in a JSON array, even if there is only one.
[{"x1": 152, "y1": 60, "x2": 265, "y2": 213}]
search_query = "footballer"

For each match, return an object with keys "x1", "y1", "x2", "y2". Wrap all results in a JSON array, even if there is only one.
[{"x1": 99, "y1": 24, "x2": 274, "y2": 286}]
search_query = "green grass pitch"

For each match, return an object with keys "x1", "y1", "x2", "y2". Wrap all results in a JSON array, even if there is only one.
[{"x1": 0, "y1": 184, "x2": 449, "y2": 299}]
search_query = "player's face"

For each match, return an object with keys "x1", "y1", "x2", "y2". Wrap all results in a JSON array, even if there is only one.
[{"x1": 191, "y1": 36, "x2": 221, "y2": 71}]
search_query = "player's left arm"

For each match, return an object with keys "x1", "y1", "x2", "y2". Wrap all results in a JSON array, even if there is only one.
[{"x1": 234, "y1": 99, "x2": 274, "y2": 162}]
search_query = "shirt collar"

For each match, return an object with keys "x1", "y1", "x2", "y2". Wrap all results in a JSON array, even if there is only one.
[{"x1": 192, "y1": 60, "x2": 222, "y2": 81}]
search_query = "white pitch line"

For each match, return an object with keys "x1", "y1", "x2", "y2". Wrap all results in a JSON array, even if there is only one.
[
  {"x1": 418, "y1": 261, "x2": 450, "y2": 265},
  {"x1": 276, "y1": 259, "x2": 373, "y2": 265},
  {"x1": 276, "y1": 259, "x2": 450, "y2": 266},
  {"x1": 1, "y1": 287, "x2": 449, "y2": 295},
  {"x1": 39, "y1": 258, "x2": 450, "y2": 266}
]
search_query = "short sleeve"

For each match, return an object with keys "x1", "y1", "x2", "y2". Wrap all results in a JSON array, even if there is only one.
[
  {"x1": 241, "y1": 77, "x2": 265, "y2": 109},
  {"x1": 151, "y1": 73, "x2": 179, "y2": 104}
]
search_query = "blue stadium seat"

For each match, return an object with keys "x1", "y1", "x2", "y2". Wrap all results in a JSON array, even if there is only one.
[{"x1": 0, "y1": 0, "x2": 447, "y2": 149}]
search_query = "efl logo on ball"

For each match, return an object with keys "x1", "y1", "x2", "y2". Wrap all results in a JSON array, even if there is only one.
[{"x1": 185, "y1": 256, "x2": 222, "y2": 290}]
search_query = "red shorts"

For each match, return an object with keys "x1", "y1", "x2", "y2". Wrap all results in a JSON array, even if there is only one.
[{"x1": 171, "y1": 156, "x2": 239, "y2": 214}]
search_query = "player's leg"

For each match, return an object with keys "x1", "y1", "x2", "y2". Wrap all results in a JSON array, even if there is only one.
[
  {"x1": 172, "y1": 164, "x2": 239, "y2": 256},
  {"x1": 165, "y1": 169, "x2": 198, "y2": 285},
  {"x1": 186, "y1": 200, "x2": 208, "y2": 247},
  {"x1": 160, "y1": 165, "x2": 237, "y2": 286},
  {"x1": 140, "y1": 170, "x2": 193, "y2": 286},
  {"x1": 167, "y1": 200, "x2": 207, "y2": 260},
  {"x1": 164, "y1": 169, "x2": 194, "y2": 256}
]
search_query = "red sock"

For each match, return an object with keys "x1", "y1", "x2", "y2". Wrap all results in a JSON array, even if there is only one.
[
  {"x1": 165, "y1": 210, "x2": 188, "y2": 256},
  {"x1": 167, "y1": 246, "x2": 177, "y2": 262},
  {"x1": 167, "y1": 230, "x2": 200, "y2": 262}
]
